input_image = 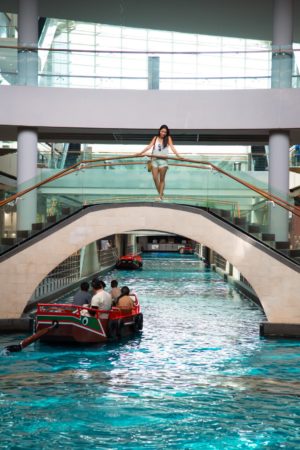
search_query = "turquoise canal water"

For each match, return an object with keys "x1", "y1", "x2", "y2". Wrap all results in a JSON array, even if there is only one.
[{"x1": 1, "y1": 253, "x2": 300, "y2": 449}]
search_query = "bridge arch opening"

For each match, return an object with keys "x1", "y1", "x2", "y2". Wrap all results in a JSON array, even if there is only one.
[
  {"x1": 29, "y1": 226, "x2": 261, "y2": 316},
  {"x1": 1, "y1": 203, "x2": 298, "y2": 323}
]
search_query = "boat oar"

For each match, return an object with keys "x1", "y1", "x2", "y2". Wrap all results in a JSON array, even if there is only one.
[{"x1": 3, "y1": 322, "x2": 59, "y2": 354}]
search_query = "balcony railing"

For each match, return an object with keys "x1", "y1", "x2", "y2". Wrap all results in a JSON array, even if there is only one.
[
  {"x1": 37, "y1": 150, "x2": 264, "y2": 172},
  {"x1": 0, "y1": 44, "x2": 299, "y2": 90}
]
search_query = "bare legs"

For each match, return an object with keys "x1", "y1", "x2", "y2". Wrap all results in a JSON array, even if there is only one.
[
  {"x1": 152, "y1": 166, "x2": 168, "y2": 200},
  {"x1": 158, "y1": 167, "x2": 168, "y2": 198}
]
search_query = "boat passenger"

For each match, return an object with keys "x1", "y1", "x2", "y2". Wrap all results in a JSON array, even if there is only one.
[
  {"x1": 90, "y1": 278, "x2": 112, "y2": 312},
  {"x1": 73, "y1": 281, "x2": 92, "y2": 306},
  {"x1": 99, "y1": 279, "x2": 107, "y2": 289},
  {"x1": 110, "y1": 279, "x2": 121, "y2": 304},
  {"x1": 115, "y1": 286, "x2": 134, "y2": 312}
]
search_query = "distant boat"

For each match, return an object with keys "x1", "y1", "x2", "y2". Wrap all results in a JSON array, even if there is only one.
[
  {"x1": 116, "y1": 254, "x2": 143, "y2": 270},
  {"x1": 35, "y1": 296, "x2": 143, "y2": 344},
  {"x1": 178, "y1": 245, "x2": 194, "y2": 254}
]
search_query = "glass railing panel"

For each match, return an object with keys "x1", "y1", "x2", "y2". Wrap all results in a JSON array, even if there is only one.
[
  {"x1": 1, "y1": 156, "x2": 299, "y2": 264},
  {"x1": 0, "y1": 169, "x2": 86, "y2": 254},
  {"x1": 225, "y1": 170, "x2": 269, "y2": 191},
  {"x1": 0, "y1": 44, "x2": 17, "y2": 85},
  {"x1": 1, "y1": 45, "x2": 300, "y2": 90},
  {"x1": 36, "y1": 150, "x2": 266, "y2": 173},
  {"x1": 37, "y1": 158, "x2": 264, "y2": 218}
]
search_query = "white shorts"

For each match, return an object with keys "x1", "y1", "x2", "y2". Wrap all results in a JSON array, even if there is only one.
[{"x1": 152, "y1": 158, "x2": 168, "y2": 169}]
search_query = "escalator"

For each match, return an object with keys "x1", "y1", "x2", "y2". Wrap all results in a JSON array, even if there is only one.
[{"x1": 251, "y1": 145, "x2": 268, "y2": 171}]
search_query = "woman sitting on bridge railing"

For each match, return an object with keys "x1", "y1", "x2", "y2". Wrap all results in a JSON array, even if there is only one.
[{"x1": 136, "y1": 124, "x2": 182, "y2": 201}]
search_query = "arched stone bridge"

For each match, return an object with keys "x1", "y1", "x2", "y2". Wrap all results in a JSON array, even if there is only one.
[{"x1": 0, "y1": 203, "x2": 299, "y2": 329}]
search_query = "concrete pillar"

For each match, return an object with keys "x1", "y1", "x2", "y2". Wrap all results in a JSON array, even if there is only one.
[
  {"x1": 127, "y1": 233, "x2": 137, "y2": 253},
  {"x1": 17, "y1": 2, "x2": 39, "y2": 230},
  {"x1": 202, "y1": 245, "x2": 211, "y2": 267},
  {"x1": 268, "y1": 131, "x2": 290, "y2": 241},
  {"x1": 17, "y1": 128, "x2": 38, "y2": 230},
  {"x1": 271, "y1": 0, "x2": 294, "y2": 88},
  {"x1": 18, "y1": 0, "x2": 38, "y2": 86},
  {"x1": 80, "y1": 242, "x2": 99, "y2": 277},
  {"x1": 114, "y1": 234, "x2": 122, "y2": 258},
  {"x1": 269, "y1": 1, "x2": 293, "y2": 240}
]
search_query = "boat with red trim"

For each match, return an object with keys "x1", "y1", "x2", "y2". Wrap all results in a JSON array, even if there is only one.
[
  {"x1": 35, "y1": 295, "x2": 143, "y2": 344},
  {"x1": 116, "y1": 253, "x2": 143, "y2": 270},
  {"x1": 178, "y1": 245, "x2": 194, "y2": 254}
]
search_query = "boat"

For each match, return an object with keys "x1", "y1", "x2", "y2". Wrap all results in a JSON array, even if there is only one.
[
  {"x1": 178, "y1": 245, "x2": 194, "y2": 254},
  {"x1": 35, "y1": 295, "x2": 143, "y2": 344},
  {"x1": 116, "y1": 253, "x2": 143, "y2": 270}
]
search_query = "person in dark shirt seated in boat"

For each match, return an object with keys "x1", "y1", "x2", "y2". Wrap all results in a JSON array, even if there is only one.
[
  {"x1": 73, "y1": 282, "x2": 92, "y2": 306},
  {"x1": 110, "y1": 279, "x2": 122, "y2": 305},
  {"x1": 91, "y1": 278, "x2": 112, "y2": 312},
  {"x1": 115, "y1": 286, "x2": 134, "y2": 312}
]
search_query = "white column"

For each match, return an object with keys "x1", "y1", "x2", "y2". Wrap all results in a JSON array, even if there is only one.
[
  {"x1": 18, "y1": 0, "x2": 38, "y2": 86},
  {"x1": 17, "y1": 128, "x2": 38, "y2": 230},
  {"x1": 269, "y1": 0, "x2": 293, "y2": 241},
  {"x1": 17, "y1": 1, "x2": 39, "y2": 230},
  {"x1": 271, "y1": 0, "x2": 294, "y2": 88},
  {"x1": 268, "y1": 131, "x2": 290, "y2": 241}
]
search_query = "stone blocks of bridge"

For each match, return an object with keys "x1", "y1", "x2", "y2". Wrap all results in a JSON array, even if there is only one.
[{"x1": 0, "y1": 204, "x2": 299, "y2": 337}]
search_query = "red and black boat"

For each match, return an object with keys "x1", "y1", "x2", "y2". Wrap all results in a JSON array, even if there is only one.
[
  {"x1": 116, "y1": 253, "x2": 143, "y2": 270},
  {"x1": 35, "y1": 295, "x2": 143, "y2": 344},
  {"x1": 178, "y1": 245, "x2": 194, "y2": 254}
]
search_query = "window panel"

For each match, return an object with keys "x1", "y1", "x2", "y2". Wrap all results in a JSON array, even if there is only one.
[{"x1": 41, "y1": 16, "x2": 273, "y2": 90}]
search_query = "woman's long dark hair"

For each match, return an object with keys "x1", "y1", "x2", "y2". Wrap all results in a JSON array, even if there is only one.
[
  {"x1": 117, "y1": 286, "x2": 130, "y2": 301},
  {"x1": 158, "y1": 124, "x2": 170, "y2": 148}
]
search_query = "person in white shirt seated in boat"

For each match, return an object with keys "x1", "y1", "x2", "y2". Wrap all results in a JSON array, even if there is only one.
[
  {"x1": 110, "y1": 279, "x2": 122, "y2": 305},
  {"x1": 73, "y1": 281, "x2": 92, "y2": 306},
  {"x1": 115, "y1": 286, "x2": 134, "y2": 313},
  {"x1": 90, "y1": 278, "x2": 112, "y2": 315}
]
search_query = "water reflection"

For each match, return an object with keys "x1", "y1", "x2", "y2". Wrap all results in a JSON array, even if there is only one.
[{"x1": 0, "y1": 255, "x2": 300, "y2": 449}]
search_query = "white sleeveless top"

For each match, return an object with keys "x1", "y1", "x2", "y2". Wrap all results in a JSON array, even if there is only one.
[{"x1": 152, "y1": 138, "x2": 169, "y2": 157}]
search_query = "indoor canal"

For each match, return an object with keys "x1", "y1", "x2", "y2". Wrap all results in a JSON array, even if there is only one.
[{"x1": 0, "y1": 253, "x2": 300, "y2": 449}]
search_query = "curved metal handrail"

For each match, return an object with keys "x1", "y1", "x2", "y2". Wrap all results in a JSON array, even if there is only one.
[
  {"x1": 0, "y1": 43, "x2": 282, "y2": 55},
  {"x1": 0, "y1": 153, "x2": 299, "y2": 217}
]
